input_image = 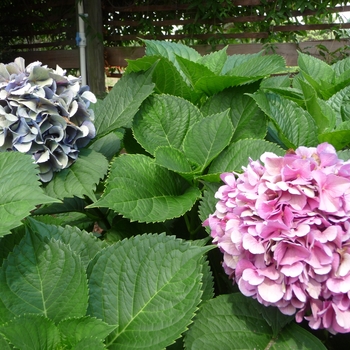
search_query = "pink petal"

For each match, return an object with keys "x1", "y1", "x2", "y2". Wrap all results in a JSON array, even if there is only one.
[{"x1": 257, "y1": 278, "x2": 284, "y2": 303}]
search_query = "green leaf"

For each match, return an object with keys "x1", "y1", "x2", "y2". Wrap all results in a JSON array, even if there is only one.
[
  {"x1": 198, "y1": 182, "x2": 221, "y2": 233},
  {"x1": 209, "y1": 139, "x2": 285, "y2": 174},
  {"x1": 0, "y1": 333, "x2": 12, "y2": 350},
  {"x1": 58, "y1": 316, "x2": 116, "y2": 348},
  {"x1": 184, "y1": 293, "x2": 327, "y2": 350},
  {"x1": 0, "y1": 152, "x2": 58, "y2": 237},
  {"x1": 25, "y1": 218, "x2": 108, "y2": 269},
  {"x1": 88, "y1": 154, "x2": 201, "y2": 223},
  {"x1": 87, "y1": 233, "x2": 210, "y2": 350},
  {"x1": 44, "y1": 149, "x2": 108, "y2": 201},
  {"x1": 226, "y1": 54, "x2": 286, "y2": 78},
  {"x1": 72, "y1": 337, "x2": 106, "y2": 350},
  {"x1": 0, "y1": 231, "x2": 88, "y2": 324},
  {"x1": 89, "y1": 131, "x2": 122, "y2": 161},
  {"x1": 297, "y1": 52, "x2": 335, "y2": 99},
  {"x1": 319, "y1": 129, "x2": 350, "y2": 150},
  {"x1": 327, "y1": 85, "x2": 350, "y2": 125},
  {"x1": 133, "y1": 94, "x2": 203, "y2": 155},
  {"x1": 251, "y1": 91, "x2": 318, "y2": 148},
  {"x1": 299, "y1": 79, "x2": 335, "y2": 132},
  {"x1": 144, "y1": 39, "x2": 201, "y2": 65},
  {"x1": 92, "y1": 69, "x2": 155, "y2": 136},
  {"x1": 154, "y1": 146, "x2": 194, "y2": 174},
  {"x1": 221, "y1": 52, "x2": 262, "y2": 75},
  {"x1": 183, "y1": 110, "x2": 234, "y2": 171},
  {"x1": 338, "y1": 149, "x2": 350, "y2": 161},
  {"x1": 176, "y1": 55, "x2": 215, "y2": 89},
  {"x1": 197, "y1": 46, "x2": 228, "y2": 75},
  {"x1": 201, "y1": 84, "x2": 267, "y2": 142},
  {"x1": 0, "y1": 314, "x2": 61, "y2": 350},
  {"x1": 127, "y1": 56, "x2": 202, "y2": 102},
  {"x1": 0, "y1": 229, "x2": 25, "y2": 268}
]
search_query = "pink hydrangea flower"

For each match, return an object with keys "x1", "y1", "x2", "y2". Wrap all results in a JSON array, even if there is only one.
[{"x1": 204, "y1": 143, "x2": 350, "y2": 334}]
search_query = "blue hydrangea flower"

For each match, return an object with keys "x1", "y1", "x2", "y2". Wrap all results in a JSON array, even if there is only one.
[{"x1": 0, "y1": 58, "x2": 96, "y2": 181}]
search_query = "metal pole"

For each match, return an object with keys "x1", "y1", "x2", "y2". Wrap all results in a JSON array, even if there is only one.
[{"x1": 77, "y1": 1, "x2": 87, "y2": 86}]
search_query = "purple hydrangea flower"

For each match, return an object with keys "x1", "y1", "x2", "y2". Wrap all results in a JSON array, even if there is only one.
[
  {"x1": 0, "y1": 57, "x2": 96, "y2": 181},
  {"x1": 204, "y1": 143, "x2": 350, "y2": 333}
]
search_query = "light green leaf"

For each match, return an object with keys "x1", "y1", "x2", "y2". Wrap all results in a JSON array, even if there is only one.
[
  {"x1": 72, "y1": 337, "x2": 106, "y2": 350},
  {"x1": 133, "y1": 94, "x2": 203, "y2": 155},
  {"x1": 183, "y1": 110, "x2": 233, "y2": 171},
  {"x1": 92, "y1": 69, "x2": 155, "y2": 135},
  {"x1": 127, "y1": 56, "x2": 202, "y2": 102},
  {"x1": 154, "y1": 146, "x2": 194, "y2": 174},
  {"x1": 176, "y1": 55, "x2": 215, "y2": 89},
  {"x1": 298, "y1": 51, "x2": 335, "y2": 86},
  {"x1": 0, "y1": 152, "x2": 59, "y2": 237},
  {"x1": 44, "y1": 149, "x2": 108, "y2": 201},
  {"x1": 144, "y1": 39, "x2": 201, "y2": 65},
  {"x1": 88, "y1": 154, "x2": 201, "y2": 223},
  {"x1": 201, "y1": 84, "x2": 267, "y2": 142},
  {"x1": 87, "y1": 233, "x2": 211, "y2": 350},
  {"x1": 226, "y1": 54, "x2": 286, "y2": 78},
  {"x1": 327, "y1": 85, "x2": 350, "y2": 125},
  {"x1": 58, "y1": 316, "x2": 116, "y2": 348},
  {"x1": 197, "y1": 46, "x2": 228, "y2": 75},
  {"x1": 209, "y1": 139, "x2": 285, "y2": 174},
  {"x1": 221, "y1": 52, "x2": 262, "y2": 75},
  {"x1": 184, "y1": 293, "x2": 327, "y2": 350},
  {"x1": 0, "y1": 231, "x2": 88, "y2": 324},
  {"x1": 299, "y1": 79, "x2": 335, "y2": 132},
  {"x1": 0, "y1": 314, "x2": 61, "y2": 350},
  {"x1": 338, "y1": 149, "x2": 350, "y2": 161},
  {"x1": 319, "y1": 129, "x2": 350, "y2": 150},
  {"x1": 251, "y1": 91, "x2": 318, "y2": 148},
  {"x1": 25, "y1": 218, "x2": 108, "y2": 269}
]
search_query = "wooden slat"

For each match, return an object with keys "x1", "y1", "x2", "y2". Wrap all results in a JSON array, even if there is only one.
[
  {"x1": 9, "y1": 41, "x2": 76, "y2": 50},
  {"x1": 109, "y1": 32, "x2": 269, "y2": 41},
  {"x1": 6, "y1": 49, "x2": 80, "y2": 69}
]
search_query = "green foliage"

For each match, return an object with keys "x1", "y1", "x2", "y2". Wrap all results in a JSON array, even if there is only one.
[{"x1": 2, "y1": 40, "x2": 350, "y2": 349}]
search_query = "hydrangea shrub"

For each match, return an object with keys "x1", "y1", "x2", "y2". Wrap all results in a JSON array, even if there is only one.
[
  {"x1": 0, "y1": 57, "x2": 96, "y2": 181},
  {"x1": 205, "y1": 143, "x2": 350, "y2": 334}
]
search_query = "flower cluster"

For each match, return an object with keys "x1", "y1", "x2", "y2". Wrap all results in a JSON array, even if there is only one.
[
  {"x1": 204, "y1": 143, "x2": 350, "y2": 333},
  {"x1": 0, "y1": 57, "x2": 96, "y2": 181}
]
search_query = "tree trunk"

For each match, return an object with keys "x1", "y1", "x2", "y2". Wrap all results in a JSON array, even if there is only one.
[{"x1": 83, "y1": 0, "x2": 105, "y2": 97}]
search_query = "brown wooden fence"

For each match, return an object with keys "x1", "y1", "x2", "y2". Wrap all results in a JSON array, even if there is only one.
[{"x1": 3, "y1": 1, "x2": 350, "y2": 93}]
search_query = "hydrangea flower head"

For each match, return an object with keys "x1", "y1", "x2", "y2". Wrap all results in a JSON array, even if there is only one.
[
  {"x1": 204, "y1": 143, "x2": 350, "y2": 333},
  {"x1": 0, "y1": 57, "x2": 96, "y2": 181}
]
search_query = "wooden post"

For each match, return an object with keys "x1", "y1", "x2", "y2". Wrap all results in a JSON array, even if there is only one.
[{"x1": 83, "y1": 0, "x2": 105, "y2": 97}]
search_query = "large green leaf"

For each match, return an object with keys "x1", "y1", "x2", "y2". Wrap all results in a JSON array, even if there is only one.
[
  {"x1": 92, "y1": 69, "x2": 155, "y2": 136},
  {"x1": 0, "y1": 152, "x2": 58, "y2": 237},
  {"x1": 25, "y1": 218, "x2": 108, "y2": 269},
  {"x1": 201, "y1": 84, "x2": 267, "y2": 142},
  {"x1": 58, "y1": 316, "x2": 116, "y2": 348},
  {"x1": 221, "y1": 52, "x2": 262, "y2": 75},
  {"x1": 327, "y1": 85, "x2": 350, "y2": 125},
  {"x1": 44, "y1": 149, "x2": 108, "y2": 201},
  {"x1": 251, "y1": 91, "x2": 318, "y2": 148},
  {"x1": 0, "y1": 231, "x2": 88, "y2": 324},
  {"x1": 176, "y1": 55, "x2": 215, "y2": 89},
  {"x1": 87, "y1": 233, "x2": 211, "y2": 350},
  {"x1": 297, "y1": 52, "x2": 335, "y2": 99},
  {"x1": 184, "y1": 293, "x2": 327, "y2": 350},
  {"x1": 299, "y1": 79, "x2": 335, "y2": 132},
  {"x1": 183, "y1": 110, "x2": 233, "y2": 171},
  {"x1": 209, "y1": 139, "x2": 285, "y2": 174},
  {"x1": 0, "y1": 314, "x2": 61, "y2": 350},
  {"x1": 144, "y1": 39, "x2": 201, "y2": 65},
  {"x1": 226, "y1": 54, "x2": 286, "y2": 78},
  {"x1": 133, "y1": 94, "x2": 203, "y2": 155},
  {"x1": 197, "y1": 46, "x2": 228, "y2": 75},
  {"x1": 88, "y1": 154, "x2": 201, "y2": 223}
]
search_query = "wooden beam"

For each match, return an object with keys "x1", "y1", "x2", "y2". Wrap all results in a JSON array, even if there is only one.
[{"x1": 5, "y1": 50, "x2": 80, "y2": 69}]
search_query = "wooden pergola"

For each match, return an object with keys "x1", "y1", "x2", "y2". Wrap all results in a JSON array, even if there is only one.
[{"x1": 2, "y1": 0, "x2": 350, "y2": 96}]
